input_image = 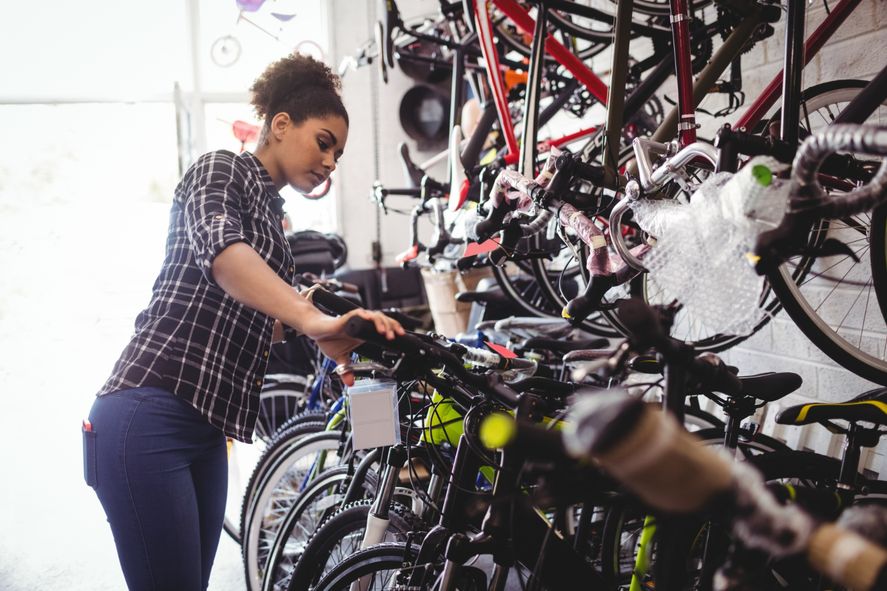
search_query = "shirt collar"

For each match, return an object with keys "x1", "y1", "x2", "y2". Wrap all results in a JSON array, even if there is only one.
[{"x1": 239, "y1": 151, "x2": 278, "y2": 195}]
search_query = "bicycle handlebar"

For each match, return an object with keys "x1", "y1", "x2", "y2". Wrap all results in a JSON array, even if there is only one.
[
  {"x1": 754, "y1": 125, "x2": 887, "y2": 272},
  {"x1": 616, "y1": 298, "x2": 744, "y2": 396},
  {"x1": 343, "y1": 315, "x2": 524, "y2": 407},
  {"x1": 569, "y1": 396, "x2": 887, "y2": 591},
  {"x1": 487, "y1": 393, "x2": 887, "y2": 590},
  {"x1": 790, "y1": 124, "x2": 887, "y2": 216}
]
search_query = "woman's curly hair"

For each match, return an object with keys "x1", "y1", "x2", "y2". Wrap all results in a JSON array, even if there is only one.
[{"x1": 250, "y1": 53, "x2": 348, "y2": 138}]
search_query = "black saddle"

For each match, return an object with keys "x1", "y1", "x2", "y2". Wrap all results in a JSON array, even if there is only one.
[{"x1": 522, "y1": 336, "x2": 609, "y2": 354}]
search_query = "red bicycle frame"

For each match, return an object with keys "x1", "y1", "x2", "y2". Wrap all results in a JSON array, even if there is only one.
[{"x1": 472, "y1": 0, "x2": 607, "y2": 158}]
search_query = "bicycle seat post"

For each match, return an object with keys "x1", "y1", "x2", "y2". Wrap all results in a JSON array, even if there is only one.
[{"x1": 838, "y1": 425, "x2": 881, "y2": 489}]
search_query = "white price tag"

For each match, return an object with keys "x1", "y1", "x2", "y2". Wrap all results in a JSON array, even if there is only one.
[{"x1": 347, "y1": 379, "x2": 401, "y2": 450}]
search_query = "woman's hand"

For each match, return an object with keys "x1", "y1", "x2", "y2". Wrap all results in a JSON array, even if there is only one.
[{"x1": 299, "y1": 308, "x2": 404, "y2": 386}]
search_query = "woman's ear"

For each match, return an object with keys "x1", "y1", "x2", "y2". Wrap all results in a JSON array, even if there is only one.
[{"x1": 269, "y1": 112, "x2": 292, "y2": 142}]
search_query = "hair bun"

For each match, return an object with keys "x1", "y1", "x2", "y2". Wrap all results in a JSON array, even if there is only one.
[{"x1": 250, "y1": 53, "x2": 342, "y2": 120}]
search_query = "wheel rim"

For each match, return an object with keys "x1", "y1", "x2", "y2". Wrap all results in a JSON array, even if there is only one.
[{"x1": 767, "y1": 82, "x2": 887, "y2": 382}]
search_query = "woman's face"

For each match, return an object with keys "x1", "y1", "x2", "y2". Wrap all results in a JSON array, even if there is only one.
[{"x1": 275, "y1": 114, "x2": 348, "y2": 193}]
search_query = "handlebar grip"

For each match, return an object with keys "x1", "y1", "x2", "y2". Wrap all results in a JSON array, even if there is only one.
[
  {"x1": 310, "y1": 286, "x2": 361, "y2": 315},
  {"x1": 562, "y1": 294, "x2": 596, "y2": 326},
  {"x1": 460, "y1": 102, "x2": 499, "y2": 171},
  {"x1": 399, "y1": 142, "x2": 426, "y2": 188},
  {"x1": 343, "y1": 315, "x2": 429, "y2": 359},
  {"x1": 561, "y1": 275, "x2": 616, "y2": 326},
  {"x1": 565, "y1": 394, "x2": 734, "y2": 513},
  {"x1": 456, "y1": 254, "x2": 480, "y2": 272},
  {"x1": 422, "y1": 175, "x2": 449, "y2": 195},
  {"x1": 793, "y1": 125, "x2": 887, "y2": 189},
  {"x1": 344, "y1": 315, "x2": 381, "y2": 342},
  {"x1": 615, "y1": 297, "x2": 668, "y2": 347},
  {"x1": 480, "y1": 413, "x2": 568, "y2": 461},
  {"x1": 379, "y1": 0, "x2": 396, "y2": 68},
  {"x1": 807, "y1": 524, "x2": 887, "y2": 591},
  {"x1": 473, "y1": 203, "x2": 510, "y2": 241},
  {"x1": 573, "y1": 160, "x2": 605, "y2": 184}
]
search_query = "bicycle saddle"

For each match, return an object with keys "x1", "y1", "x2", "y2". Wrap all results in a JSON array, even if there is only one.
[
  {"x1": 522, "y1": 336, "x2": 609, "y2": 354},
  {"x1": 511, "y1": 376, "x2": 580, "y2": 398},
  {"x1": 776, "y1": 388, "x2": 887, "y2": 427},
  {"x1": 737, "y1": 372, "x2": 803, "y2": 402},
  {"x1": 455, "y1": 289, "x2": 510, "y2": 306},
  {"x1": 562, "y1": 348, "x2": 616, "y2": 363}
]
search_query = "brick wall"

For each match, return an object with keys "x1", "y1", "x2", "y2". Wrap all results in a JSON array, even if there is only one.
[{"x1": 699, "y1": 0, "x2": 887, "y2": 476}]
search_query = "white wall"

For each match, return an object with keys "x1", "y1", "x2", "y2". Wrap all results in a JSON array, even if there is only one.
[{"x1": 328, "y1": 0, "x2": 443, "y2": 268}]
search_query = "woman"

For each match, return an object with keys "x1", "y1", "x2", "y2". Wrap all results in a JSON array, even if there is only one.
[{"x1": 83, "y1": 54, "x2": 402, "y2": 590}]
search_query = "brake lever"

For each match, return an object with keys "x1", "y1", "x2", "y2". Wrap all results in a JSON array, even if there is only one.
[{"x1": 798, "y1": 237, "x2": 860, "y2": 262}]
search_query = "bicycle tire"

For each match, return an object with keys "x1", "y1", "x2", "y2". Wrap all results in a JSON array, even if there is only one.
[
  {"x1": 260, "y1": 469, "x2": 380, "y2": 591},
  {"x1": 240, "y1": 420, "x2": 329, "y2": 537},
  {"x1": 610, "y1": 0, "x2": 713, "y2": 17},
  {"x1": 313, "y1": 542, "x2": 423, "y2": 591},
  {"x1": 283, "y1": 499, "x2": 422, "y2": 591},
  {"x1": 224, "y1": 402, "x2": 327, "y2": 544},
  {"x1": 764, "y1": 80, "x2": 887, "y2": 384},
  {"x1": 872, "y1": 203, "x2": 887, "y2": 323},
  {"x1": 242, "y1": 430, "x2": 346, "y2": 591},
  {"x1": 256, "y1": 377, "x2": 313, "y2": 443}
]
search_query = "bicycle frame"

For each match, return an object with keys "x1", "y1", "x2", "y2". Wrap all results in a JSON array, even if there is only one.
[
  {"x1": 735, "y1": 0, "x2": 866, "y2": 132},
  {"x1": 472, "y1": 0, "x2": 610, "y2": 168}
]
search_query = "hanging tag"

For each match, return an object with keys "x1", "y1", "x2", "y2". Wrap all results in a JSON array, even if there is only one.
[{"x1": 347, "y1": 379, "x2": 400, "y2": 450}]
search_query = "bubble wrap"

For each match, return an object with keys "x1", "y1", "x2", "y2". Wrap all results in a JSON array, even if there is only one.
[{"x1": 631, "y1": 157, "x2": 790, "y2": 336}]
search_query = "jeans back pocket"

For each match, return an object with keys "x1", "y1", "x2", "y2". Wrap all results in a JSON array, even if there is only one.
[{"x1": 82, "y1": 421, "x2": 98, "y2": 488}]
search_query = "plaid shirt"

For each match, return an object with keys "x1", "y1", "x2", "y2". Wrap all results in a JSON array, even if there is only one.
[{"x1": 97, "y1": 150, "x2": 295, "y2": 442}]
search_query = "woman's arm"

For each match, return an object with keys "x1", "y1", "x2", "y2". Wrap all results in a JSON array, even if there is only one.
[{"x1": 212, "y1": 242, "x2": 403, "y2": 377}]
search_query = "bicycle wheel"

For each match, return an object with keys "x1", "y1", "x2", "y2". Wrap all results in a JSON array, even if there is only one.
[
  {"x1": 313, "y1": 542, "x2": 423, "y2": 591},
  {"x1": 261, "y1": 470, "x2": 380, "y2": 591},
  {"x1": 599, "y1": 438, "x2": 826, "y2": 590},
  {"x1": 765, "y1": 80, "x2": 887, "y2": 384},
  {"x1": 872, "y1": 203, "x2": 887, "y2": 322},
  {"x1": 608, "y1": 0, "x2": 713, "y2": 17},
  {"x1": 256, "y1": 375, "x2": 312, "y2": 443},
  {"x1": 225, "y1": 409, "x2": 327, "y2": 545},
  {"x1": 242, "y1": 430, "x2": 346, "y2": 591},
  {"x1": 240, "y1": 419, "x2": 330, "y2": 535},
  {"x1": 490, "y1": 4, "x2": 613, "y2": 61},
  {"x1": 283, "y1": 500, "x2": 422, "y2": 591}
]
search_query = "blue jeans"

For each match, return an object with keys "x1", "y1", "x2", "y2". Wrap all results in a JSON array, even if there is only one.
[{"x1": 85, "y1": 387, "x2": 227, "y2": 591}]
